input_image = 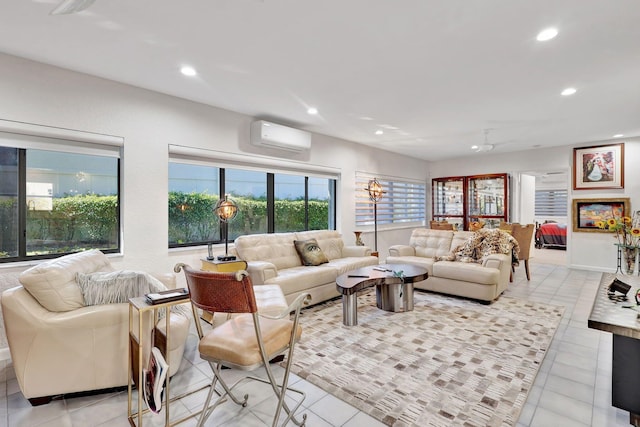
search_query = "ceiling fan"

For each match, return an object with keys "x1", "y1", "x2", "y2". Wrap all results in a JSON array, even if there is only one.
[
  {"x1": 50, "y1": 0, "x2": 96, "y2": 15},
  {"x1": 472, "y1": 129, "x2": 495, "y2": 153}
]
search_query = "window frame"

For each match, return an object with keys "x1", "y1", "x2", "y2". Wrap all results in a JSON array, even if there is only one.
[
  {"x1": 0, "y1": 121, "x2": 123, "y2": 263},
  {"x1": 168, "y1": 153, "x2": 338, "y2": 248}
]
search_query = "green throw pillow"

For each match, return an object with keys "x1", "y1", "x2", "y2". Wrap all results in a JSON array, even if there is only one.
[{"x1": 294, "y1": 238, "x2": 329, "y2": 266}]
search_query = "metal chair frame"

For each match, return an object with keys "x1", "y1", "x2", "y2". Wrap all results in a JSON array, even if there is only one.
[{"x1": 174, "y1": 263, "x2": 310, "y2": 427}]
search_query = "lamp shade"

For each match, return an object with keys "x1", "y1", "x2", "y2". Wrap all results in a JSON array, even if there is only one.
[
  {"x1": 215, "y1": 194, "x2": 238, "y2": 222},
  {"x1": 214, "y1": 194, "x2": 238, "y2": 261},
  {"x1": 367, "y1": 178, "x2": 385, "y2": 202}
]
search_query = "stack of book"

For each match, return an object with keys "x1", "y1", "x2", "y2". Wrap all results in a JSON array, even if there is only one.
[{"x1": 142, "y1": 347, "x2": 169, "y2": 414}]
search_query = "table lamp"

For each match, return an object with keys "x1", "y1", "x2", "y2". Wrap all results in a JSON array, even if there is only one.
[{"x1": 214, "y1": 194, "x2": 238, "y2": 261}]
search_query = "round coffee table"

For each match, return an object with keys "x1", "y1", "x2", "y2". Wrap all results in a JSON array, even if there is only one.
[{"x1": 335, "y1": 263, "x2": 428, "y2": 326}]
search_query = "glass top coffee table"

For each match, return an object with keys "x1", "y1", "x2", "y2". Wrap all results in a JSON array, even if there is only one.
[{"x1": 336, "y1": 263, "x2": 428, "y2": 326}]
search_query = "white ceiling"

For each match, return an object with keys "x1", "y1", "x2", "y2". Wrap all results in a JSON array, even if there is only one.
[{"x1": 2, "y1": 0, "x2": 639, "y2": 161}]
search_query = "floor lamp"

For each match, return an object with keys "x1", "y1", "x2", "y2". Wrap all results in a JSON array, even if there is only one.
[
  {"x1": 367, "y1": 178, "x2": 385, "y2": 253},
  {"x1": 214, "y1": 194, "x2": 238, "y2": 261}
]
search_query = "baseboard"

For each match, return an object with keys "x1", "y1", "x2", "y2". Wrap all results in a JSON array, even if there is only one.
[
  {"x1": 570, "y1": 264, "x2": 615, "y2": 273},
  {"x1": 0, "y1": 347, "x2": 11, "y2": 362}
]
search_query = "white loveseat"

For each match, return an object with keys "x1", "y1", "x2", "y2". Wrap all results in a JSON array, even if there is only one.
[
  {"x1": 233, "y1": 230, "x2": 379, "y2": 305},
  {"x1": 1, "y1": 250, "x2": 190, "y2": 405},
  {"x1": 386, "y1": 228, "x2": 516, "y2": 303}
]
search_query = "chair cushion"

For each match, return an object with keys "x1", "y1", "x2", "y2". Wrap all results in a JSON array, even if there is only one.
[
  {"x1": 18, "y1": 249, "x2": 114, "y2": 312},
  {"x1": 199, "y1": 314, "x2": 302, "y2": 368},
  {"x1": 294, "y1": 238, "x2": 329, "y2": 266}
]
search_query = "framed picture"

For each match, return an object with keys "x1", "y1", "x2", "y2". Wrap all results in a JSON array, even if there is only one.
[
  {"x1": 572, "y1": 197, "x2": 630, "y2": 232},
  {"x1": 573, "y1": 143, "x2": 624, "y2": 190}
]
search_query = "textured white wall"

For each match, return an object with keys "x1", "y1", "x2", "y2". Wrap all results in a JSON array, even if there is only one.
[{"x1": 0, "y1": 52, "x2": 425, "y2": 278}]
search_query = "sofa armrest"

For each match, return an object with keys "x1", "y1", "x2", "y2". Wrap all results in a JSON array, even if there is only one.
[
  {"x1": 151, "y1": 272, "x2": 176, "y2": 289},
  {"x1": 482, "y1": 253, "x2": 510, "y2": 270},
  {"x1": 245, "y1": 261, "x2": 278, "y2": 285},
  {"x1": 342, "y1": 245, "x2": 372, "y2": 257},
  {"x1": 388, "y1": 245, "x2": 415, "y2": 257}
]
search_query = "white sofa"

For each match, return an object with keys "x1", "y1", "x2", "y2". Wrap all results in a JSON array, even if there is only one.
[
  {"x1": 233, "y1": 230, "x2": 379, "y2": 305},
  {"x1": 1, "y1": 250, "x2": 190, "y2": 405},
  {"x1": 386, "y1": 228, "x2": 516, "y2": 303}
]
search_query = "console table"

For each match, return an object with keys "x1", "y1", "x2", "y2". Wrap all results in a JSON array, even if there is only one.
[
  {"x1": 588, "y1": 273, "x2": 640, "y2": 427},
  {"x1": 128, "y1": 293, "x2": 202, "y2": 427}
]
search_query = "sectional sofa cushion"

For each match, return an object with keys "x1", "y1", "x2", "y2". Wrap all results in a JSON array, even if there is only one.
[
  {"x1": 234, "y1": 232, "x2": 301, "y2": 270},
  {"x1": 409, "y1": 229, "x2": 458, "y2": 259},
  {"x1": 18, "y1": 249, "x2": 114, "y2": 312}
]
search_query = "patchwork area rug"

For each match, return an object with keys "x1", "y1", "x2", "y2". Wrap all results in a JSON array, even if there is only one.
[{"x1": 289, "y1": 290, "x2": 564, "y2": 427}]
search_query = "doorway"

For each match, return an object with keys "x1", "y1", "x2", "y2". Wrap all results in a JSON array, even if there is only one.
[{"x1": 519, "y1": 170, "x2": 568, "y2": 266}]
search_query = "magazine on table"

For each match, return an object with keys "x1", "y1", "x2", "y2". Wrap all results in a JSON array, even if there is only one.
[{"x1": 142, "y1": 346, "x2": 169, "y2": 414}]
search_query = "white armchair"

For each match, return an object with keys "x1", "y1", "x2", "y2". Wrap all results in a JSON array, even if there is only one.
[{"x1": 1, "y1": 250, "x2": 190, "y2": 405}]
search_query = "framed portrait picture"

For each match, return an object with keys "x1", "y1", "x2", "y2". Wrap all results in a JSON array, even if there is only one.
[
  {"x1": 572, "y1": 197, "x2": 630, "y2": 232},
  {"x1": 573, "y1": 143, "x2": 624, "y2": 190}
]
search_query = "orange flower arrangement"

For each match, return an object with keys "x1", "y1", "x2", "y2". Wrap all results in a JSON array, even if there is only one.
[{"x1": 596, "y1": 216, "x2": 640, "y2": 247}]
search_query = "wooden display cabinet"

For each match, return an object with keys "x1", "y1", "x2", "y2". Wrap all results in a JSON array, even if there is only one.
[{"x1": 432, "y1": 173, "x2": 509, "y2": 231}]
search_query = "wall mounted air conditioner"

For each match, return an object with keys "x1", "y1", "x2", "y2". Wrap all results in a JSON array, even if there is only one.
[{"x1": 250, "y1": 120, "x2": 311, "y2": 153}]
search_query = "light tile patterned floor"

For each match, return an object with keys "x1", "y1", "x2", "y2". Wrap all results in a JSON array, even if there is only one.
[{"x1": 0, "y1": 256, "x2": 633, "y2": 426}]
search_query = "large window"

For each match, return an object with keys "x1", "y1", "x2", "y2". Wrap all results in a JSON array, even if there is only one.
[
  {"x1": 168, "y1": 161, "x2": 336, "y2": 247},
  {"x1": 355, "y1": 173, "x2": 426, "y2": 228},
  {"x1": 0, "y1": 138, "x2": 120, "y2": 263}
]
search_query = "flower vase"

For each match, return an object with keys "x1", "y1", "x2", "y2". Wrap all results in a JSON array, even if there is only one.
[
  {"x1": 622, "y1": 246, "x2": 637, "y2": 275},
  {"x1": 354, "y1": 231, "x2": 364, "y2": 246}
]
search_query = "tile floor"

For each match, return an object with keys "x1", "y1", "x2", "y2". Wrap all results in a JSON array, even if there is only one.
[{"x1": 0, "y1": 256, "x2": 634, "y2": 427}]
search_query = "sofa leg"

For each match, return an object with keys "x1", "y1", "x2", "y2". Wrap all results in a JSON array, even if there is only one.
[{"x1": 28, "y1": 396, "x2": 53, "y2": 406}]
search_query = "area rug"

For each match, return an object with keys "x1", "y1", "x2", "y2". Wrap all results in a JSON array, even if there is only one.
[{"x1": 289, "y1": 290, "x2": 564, "y2": 427}]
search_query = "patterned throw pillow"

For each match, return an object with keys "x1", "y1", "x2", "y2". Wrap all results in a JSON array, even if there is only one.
[{"x1": 294, "y1": 238, "x2": 329, "y2": 266}]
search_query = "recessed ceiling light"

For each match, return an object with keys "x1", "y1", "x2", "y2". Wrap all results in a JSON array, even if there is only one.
[
  {"x1": 307, "y1": 107, "x2": 318, "y2": 115},
  {"x1": 471, "y1": 145, "x2": 479, "y2": 150},
  {"x1": 561, "y1": 87, "x2": 577, "y2": 96},
  {"x1": 180, "y1": 65, "x2": 197, "y2": 77},
  {"x1": 613, "y1": 134, "x2": 624, "y2": 138},
  {"x1": 536, "y1": 28, "x2": 558, "y2": 42},
  {"x1": 375, "y1": 130, "x2": 384, "y2": 135}
]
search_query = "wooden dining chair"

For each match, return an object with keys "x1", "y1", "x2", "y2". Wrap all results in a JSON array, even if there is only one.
[
  {"x1": 510, "y1": 224, "x2": 535, "y2": 280},
  {"x1": 430, "y1": 220, "x2": 454, "y2": 230}
]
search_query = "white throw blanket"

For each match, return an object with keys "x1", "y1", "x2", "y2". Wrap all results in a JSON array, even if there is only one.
[{"x1": 75, "y1": 270, "x2": 189, "y2": 316}]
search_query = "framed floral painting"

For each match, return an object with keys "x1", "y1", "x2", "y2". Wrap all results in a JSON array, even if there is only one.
[
  {"x1": 572, "y1": 197, "x2": 630, "y2": 232},
  {"x1": 573, "y1": 143, "x2": 624, "y2": 190}
]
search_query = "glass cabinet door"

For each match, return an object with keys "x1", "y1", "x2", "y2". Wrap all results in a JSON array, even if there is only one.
[
  {"x1": 467, "y1": 173, "x2": 508, "y2": 228},
  {"x1": 432, "y1": 177, "x2": 464, "y2": 229},
  {"x1": 432, "y1": 173, "x2": 509, "y2": 231}
]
